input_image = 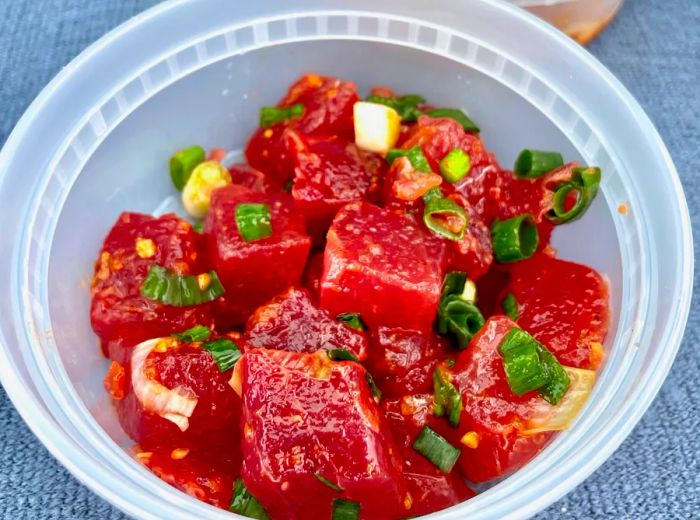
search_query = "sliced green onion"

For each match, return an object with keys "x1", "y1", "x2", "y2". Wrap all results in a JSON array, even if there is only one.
[
  {"x1": 235, "y1": 203, "x2": 273, "y2": 242},
  {"x1": 444, "y1": 358, "x2": 456, "y2": 368},
  {"x1": 170, "y1": 145, "x2": 206, "y2": 191},
  {"x1": 502, "y1": 292, "x2": 519, "y2": 320},
  {"x1": 546, "y1": 166, "x2": 602, "y2": 225},
  {"x1": 437, "y1": 295, "x2": 485, "y2": 349},
  {"x1": 425, "y1": 108, "x2": 480, "y2": 133},
  {"x1": 313, "y1": 472, "x2": 342, "y2": 492},
  {"x1": 366, "y1": 372, "x2": 382, "y2": 402},
  {"x1": 491, "y1": 214, "x2": 539, "y2": 263},
  {"x1": 259, "y1": 103, "x2": 304, "y2": 128},
  {"x1": 336, "y1": 312, "x2": 366, "y2": 331},
  {"x1": 172, "y1": 325, "x2": 211, "y2": 343},
  {"x1": 441, "y1": 271, "x2": 468, "y2": 298},
  {"x1": 386, "y1": 146, "x2": 432, "y2": 173},
  {"x1": 202, "y1": 338, "x2": 242, "y2": 373},
  {"x1": 141, "y1": 264, "x2": 225, "y2": 306},
  {"x1": 443, "y1": 273, "x2": 476, "y2": 303},
  {"x1": 193, "y1": 220, "x2": 204, "y2": 233},
  {"x1": 229, "y1": 477, "x2": 270, "y2": 520},
  {"x1": 439, "y1": 149, "x2": 471, "y2": 183},
  {"x1": 413, "y1": 426, "x2": 460, "y2": 473},
  {"x1": 327, "y1": 348, "x2": 359, "y2": 362},
  {"x1": 433, "y1": 365, "x2": 463, "y2": 427},
  {"x1": 423, "y1": 188, "x2": 468, "y2": 241},
  {"x1": 365, "y1": 94, "x2": 425, "y2": 122},
  {"x1": 332, "y1": 499, "x2": 360, "y2": 520},
  {"x1": 514, "y1": 149, "x2": 564, "y2": 179},
  {"x1": 535, "y1": 344, "x2": 571, "y2": 405},
  {"x1": 498, "y1": 328, "x2": 550, "y2": 395}
]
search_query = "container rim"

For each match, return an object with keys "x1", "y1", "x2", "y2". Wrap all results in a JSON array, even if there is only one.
[{"x1": 0, "y1": 1, "x2": 692, "y2": 519}]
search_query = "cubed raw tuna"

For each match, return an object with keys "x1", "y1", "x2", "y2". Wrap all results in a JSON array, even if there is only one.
[
  {"x1": 383, "y1": 395, "x2": 475, "y2": 516},
  {"x1": 450, "y1": 316, "x2": 554, "y2": 482},
  {"x1": 244, "y1": 287, "x2": 368, "y2": 360},
  {"x1": 367, "y1": 328, "x2": 449, "y2": 398},
  {"x1": 245, "y1": 74, "x2": 359, "y2": 187},
  {"x1": 504, "y1": 253, "x2": 610, "y2": 369},
  {"x1": 90, "y1": 212, "x2": 212, "y2": 358},
  {"x1": 136, "y1": 446, "x2": 237, "y2": 509},
  {"x1": 204, "y1": 185, "x2": 311, "y2": 327},
  {"x1": 320, "y1": 202, "x2": 444, "y2": 331},
  {"x1": 115, "y1": 336, "x2": 242, "y2": 463},
  {"x1": 234, "y1": 348, "x2": 408, "y2": 520},
  {"x1": 291, "y1": 134, "x2": 385, "y2": 240}
]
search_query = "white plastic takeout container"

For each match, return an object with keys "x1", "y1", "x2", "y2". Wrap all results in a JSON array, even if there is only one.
[{"x1": 0, "y1": 0, "x2": 692, "y2": 519}]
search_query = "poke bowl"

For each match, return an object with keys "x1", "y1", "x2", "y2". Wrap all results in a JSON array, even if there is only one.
[{"x1": 0, "y1": 1, "x2": 691, "y2": 519}]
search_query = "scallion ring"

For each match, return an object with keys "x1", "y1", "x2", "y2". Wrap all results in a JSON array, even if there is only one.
[
  {"x1": 514, "y1": 149, "x2": 564, "y2": 179},
  {"x1": 423, "y1": 188, "x2": 468, "y2": 241},
  {"x1": 491, "y1": 214, "x2": 539, "y2": 263},
  {"x1": 439, "y1": 149, "x2": 471, "y2": 183},
  {"x1": 235, "y1": 203, "x2": 273, "y2": 242},
  {"x1": 170, "y1": 145, "x2": 206, "y2": 191},
  {"x1": 412, "y1": 426, "x2": 461, "y2": 473}
]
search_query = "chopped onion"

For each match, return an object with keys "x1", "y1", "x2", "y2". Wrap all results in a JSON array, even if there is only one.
[
  {"x1": 520, "y1": 366, "x2": 596, "y2": 434},
  {"x1": 131, "y1": 338, "x2": 198, "y2": 432}
]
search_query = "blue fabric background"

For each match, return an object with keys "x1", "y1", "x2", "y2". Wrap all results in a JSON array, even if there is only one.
[{"x1": 0, "y1": 0, "x2": 697, "y2": 518}]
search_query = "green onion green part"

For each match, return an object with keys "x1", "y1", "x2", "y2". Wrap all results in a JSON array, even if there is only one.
[
  {"x1": 327, "y1": 349, "x2": 359, "y2": 362},
  {"x1": 413, "y1": 426, "x2": 461, "y2": 473},
  {"x1": 366, "y1": 94, "x2": 425, "y2": 122},
  {"x1": 229, "y1": 477, "x2": 270, "y2": 520},
  {"x1": 498, "y1": 328, "x2": 570, "y2": 403},
  {"x1": 425, "y1": 108, "x2": 480, "y2": 133},
  {"x1": 140, "y1": 264, "x2": 225, "y2": 306},
  {"x1": 259, "y1": 103, "x2": 304, "y2": 129},
  {"x1": 170, "y1": 145, "x2": 206, "y2": 191},
  {"x1": 423, "y1": 188, "x2": 468, "y2": 241},
  {"x1": 498, "y1": 328, "x2": 550, "y2": 395},
  {"x1": 491, "y1": 214, "x2": 539, "y2": 263},
  {"x1": 514, "y1": 149, "x2": 565, "y2": 179},
  {"x1": 366, "y1": 372, "x2": 382, "y2": 402},
  {"x1": 502, "y1": 292, "x2": 519, "y2": 321},
  {"x1": 202, "y1": 338, "x2": 242, "y2": 373},
  {"x1": 546, "y1": 166, "x2": 602, "y2": 225},
  {"x1": 313, "y1": 472, "x2": 342, "y2": 492},
  {"x1": 337, "y1": 312, "x2": 366, "y2": 331},
  {"x1": 386, "y1": 146, "x2": 432, "y2": 173},
  {"x1": 332, "y1": 499, "x2": 360, "y2": 520},
  {"x1": 441, "y1": 272, "x2": 468, "y2": 298},
  {"x1": 193, "y1": 220, "x2": 204, "y2": 233},
  {"x1": 433, "y1": 365, "x2": 463, "y2": 427},
  {"x1": 437, "y1": 295, "x2": 486, "y2": 349},
  {"x1": 172, "y1": 325, "x2": 211, "y2": 343},
  {"x1": 535, "y1": 344, "x2": 571, "y2": 405},
  {"x1": 235, "y1": 203, "x2": 273, "y2": 242},
  {"x1": 439, "y1": 149, "x2": 471, "y2": 183}
]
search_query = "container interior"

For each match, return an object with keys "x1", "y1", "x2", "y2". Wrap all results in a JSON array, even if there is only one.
[{"x1": 47, "y1": 39, "x2": 622, "y2": 450}]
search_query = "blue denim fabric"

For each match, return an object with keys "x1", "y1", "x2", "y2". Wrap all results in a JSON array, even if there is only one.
[{"x1": 0, "y1": 0, "x2": 697, "y2": 518}]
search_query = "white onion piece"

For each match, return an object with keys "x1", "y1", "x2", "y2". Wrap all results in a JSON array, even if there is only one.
[
  {"x1": 131, "y1": 338, "x2": 198, "y2": 432},
  {"x1": 521, "y1": 366, "x2": 596, "y2": 434}
]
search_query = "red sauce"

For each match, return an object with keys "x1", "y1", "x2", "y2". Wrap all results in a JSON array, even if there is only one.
[{"x1": 90, "y1": 73, "x2": 610, "y2": 517}]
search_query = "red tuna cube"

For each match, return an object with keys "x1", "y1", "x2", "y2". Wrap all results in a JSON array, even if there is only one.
[
  {"x1": 245, "y1": 74, "x2": 359, "y2": 187},
  {"x1": 504, "y1": 253, "x2": 610, "y2": 369},
  {"x1": 291, "y1": 133, "x2": 385, "y2": 240},
  {"x1": 244, "y1": 287, "x2": 368, "y2": 360},
  {"x1": 234, "y1": 348, "x2": 408, "y2": 520},
  {"x1": 204, "y1": 185, "x2": 311, "y2": 327},
  {"x1": 137, "y1": 447, "x2": 237, "y2": 509},
  {"x1": 320, "y1": 202, "x2": 444, "y2": 331},
  {"x1": 90, "y1": 212, "x2": 212, "y2": 356},
  {"x1": 382, "y1": 395, "x2": 475, "y2": 516},
  {"x1": 115, "y1": 336, "x2": 242, "y2": 463},
  {"x1": 450, "y1": 316, "x2": 554, "y2": 483},
  {"x1": 367, "y1": 327, "x2": 449, "y2": 398}
]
